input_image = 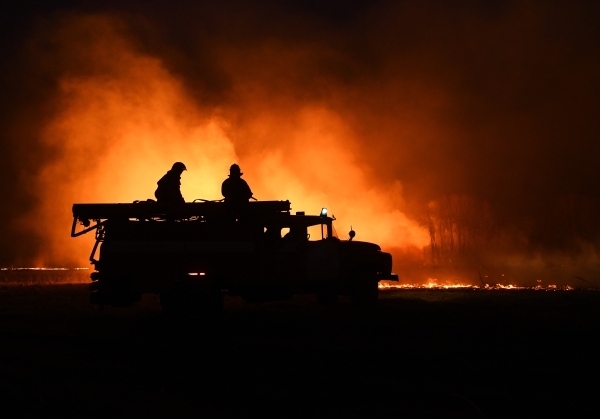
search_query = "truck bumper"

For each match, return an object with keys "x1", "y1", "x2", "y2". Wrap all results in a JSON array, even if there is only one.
[{"x1": 378, "y1": 273, "x2": 399, "y2": 282}]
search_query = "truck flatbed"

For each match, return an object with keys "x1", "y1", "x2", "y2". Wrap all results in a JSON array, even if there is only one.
[{"x1": 72, "y1": 200, "x2": 291, "y2": 221}]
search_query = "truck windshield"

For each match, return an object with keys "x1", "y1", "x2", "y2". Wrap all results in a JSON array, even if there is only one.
[
  {"x1": 331, "y1": 223, "x2": 338, "y2": 238},
  {"x1": 307, "y1": 224, "x2": 322, "y2": 241},
  {"x1": 307, "y1": 222, "x2": 336, "y2": 241}
]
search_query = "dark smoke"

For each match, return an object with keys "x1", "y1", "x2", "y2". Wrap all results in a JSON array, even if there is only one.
[{"x1": 1, "y1": 1, "x2": 599, "y2": 281}]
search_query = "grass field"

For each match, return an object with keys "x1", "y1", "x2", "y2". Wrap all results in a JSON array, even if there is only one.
[{"x1": 0, "y1": 282, "x2": 598, "y2": 417}]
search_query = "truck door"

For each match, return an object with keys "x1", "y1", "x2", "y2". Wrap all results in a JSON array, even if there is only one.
[
  {"x1": 306, "y1": 239, "x2": 339, "y2": 282},
  {"x1": 255, "y1": 224, "x2": 304, "y2": 283}
]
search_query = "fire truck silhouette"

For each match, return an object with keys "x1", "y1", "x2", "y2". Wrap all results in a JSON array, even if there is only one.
[{"x1": 71, "y1": 200, "x2": 398, "y2": 314}]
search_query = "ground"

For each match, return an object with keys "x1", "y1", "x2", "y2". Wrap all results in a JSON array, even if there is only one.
[{"x1": 0, "y1": 285, "x2": 598, "y2": 417}]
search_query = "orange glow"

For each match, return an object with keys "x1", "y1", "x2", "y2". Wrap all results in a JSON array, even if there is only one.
[{"x1": 21, "y1": 15, "x2": 429, "y2": 266}]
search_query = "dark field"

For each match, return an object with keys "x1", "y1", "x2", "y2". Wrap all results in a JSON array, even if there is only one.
[{"x1": 0, "y1": 285, "x2": 598, "y2": 417}]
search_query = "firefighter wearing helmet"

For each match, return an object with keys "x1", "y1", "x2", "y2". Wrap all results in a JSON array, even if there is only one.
[
  {"x1": 221, "y1": 164, "x2": 253, "y2": 205},
  {"x1": 155, "y1": 162, "x2": 186, "y2": 204}
]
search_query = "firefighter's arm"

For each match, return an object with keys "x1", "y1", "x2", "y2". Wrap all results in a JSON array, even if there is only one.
[{"x1": 245, "y1": 180, "x2": 253, "y2": 199}]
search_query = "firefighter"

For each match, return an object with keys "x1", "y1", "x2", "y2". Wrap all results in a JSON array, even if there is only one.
[
  {"x1": 155, "y1": 162, "x2": 186, "y2": 204},
  {"x1": 221, "y1": 164, "x2": 253, "y2": 204}
]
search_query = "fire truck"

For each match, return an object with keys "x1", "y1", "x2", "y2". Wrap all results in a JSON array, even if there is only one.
[{"x1": 71, "y1": 200, "x2": 398, "y2": 314}]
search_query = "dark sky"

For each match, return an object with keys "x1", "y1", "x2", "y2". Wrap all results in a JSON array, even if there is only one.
[{"x1": 1, "y1": 1, "x2": 600, "y2": 265}]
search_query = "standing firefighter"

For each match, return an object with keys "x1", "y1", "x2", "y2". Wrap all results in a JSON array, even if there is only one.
[
  {"x1": 155, "y1": 162, "x2": 186, "y2": 204},
  {"x1": 221, "y1": 164, "x2": 253, "y2": 205}
]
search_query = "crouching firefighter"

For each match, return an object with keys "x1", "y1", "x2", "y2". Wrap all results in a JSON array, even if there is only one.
[{"x1": 155, "y1": 162, "x2": 186, "y2": 205}]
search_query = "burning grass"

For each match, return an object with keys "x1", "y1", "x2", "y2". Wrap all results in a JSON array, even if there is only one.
[
  {"x1": 0, "y1": 268, "x2": 585, "y2": 290},
  {"x1": 378, "y1": 280, "x2": 576, "y2": 291},
  {"x1": 0, "y1": 268, "x2": 90, "y2": 285},
  {"x1": 0, "y1": 266, "x2": 590, "y2": 293}
]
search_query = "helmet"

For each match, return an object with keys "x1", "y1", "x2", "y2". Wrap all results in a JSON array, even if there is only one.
[
  {"x1": 229, "y1": 164, "x2": 243, "y2": 176},
  {"x1": 172, "y1": 162, "x2": 187, "y2": 172}
]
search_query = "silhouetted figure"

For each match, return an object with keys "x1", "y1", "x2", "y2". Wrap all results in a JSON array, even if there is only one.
[
  {"x1": 221, "y1": 164, "x2": 253, "y2": 205},
  {"x1": 155, "y1": 162, "x2": 186, "y2": 204},
  {"x1": 283, "y1": 227, "x2": 307, "y2": 243}
]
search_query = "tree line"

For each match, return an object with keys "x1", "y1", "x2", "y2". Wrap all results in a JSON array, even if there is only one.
[{"x1": 422, "y1": 194, "x2": 600, "y2": 266}]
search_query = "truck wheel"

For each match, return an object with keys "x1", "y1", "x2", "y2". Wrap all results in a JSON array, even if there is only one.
[{"x1": 351, "y1": 269, "x2": 378, "y2": 308}]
